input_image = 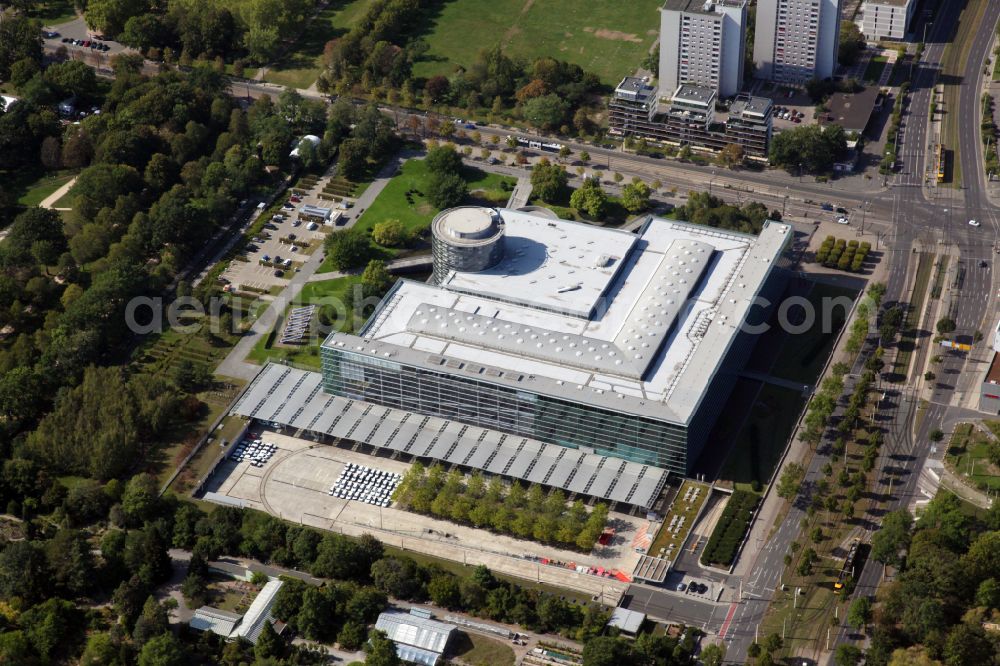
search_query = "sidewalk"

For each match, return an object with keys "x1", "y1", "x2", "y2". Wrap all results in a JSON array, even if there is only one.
[{"x1": 39, "y1": 176, "x2": 76, "y2": 210}]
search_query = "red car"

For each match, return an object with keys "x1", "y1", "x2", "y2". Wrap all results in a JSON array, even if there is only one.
[{"x1": 289, "y1": 196, "x2": 301, "y2": 203}]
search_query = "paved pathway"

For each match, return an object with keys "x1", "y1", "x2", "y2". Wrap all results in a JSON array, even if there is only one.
[
  {"x1": 215, "y1": 154, "x2": 409, "y2": 380},
  {"x1": 39, "y1": 176, "x2": 76, "y2": 210}
]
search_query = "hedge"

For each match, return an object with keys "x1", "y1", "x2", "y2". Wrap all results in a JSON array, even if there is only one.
[{"x1": 702, "y1": 490, "x2": 760, "y2": 567}]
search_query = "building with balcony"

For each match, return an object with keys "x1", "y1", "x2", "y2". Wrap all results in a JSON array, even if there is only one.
[
  {"x1": 754, "y1": 0, "x2": 842, "y2": 84},
  {"x1": 660, "y1": 0, "x2": 748, "y2": 98},
  {"x1": 609, "y1": 81, "x2": 773, "y2": 158}
]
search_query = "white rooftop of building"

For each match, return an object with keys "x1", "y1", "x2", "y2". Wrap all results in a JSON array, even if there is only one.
[
  {"x1": 438, "y1": 209, "x2": 638, "y2": 318},
  {"x1": 376, "y1": 611, "x2": 456, "y2": 666},
  {"x1": 328, "y1": 211, "x2": 791, "y2": 424},
  {"x1": 231, "y1": 579, "x2": 283, "y2": 644},
  {"x1": 608, "y1": 607, "x2": 646, "y2": 634}
]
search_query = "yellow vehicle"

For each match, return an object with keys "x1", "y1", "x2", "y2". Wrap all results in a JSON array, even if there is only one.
[{"x1": 936, "y1": 144, "x2": 946, "y2": 183}]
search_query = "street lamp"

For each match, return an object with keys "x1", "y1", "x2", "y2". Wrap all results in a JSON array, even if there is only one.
[{"x1": 710, "y1": 169, "x2": 716, "y2": 195}]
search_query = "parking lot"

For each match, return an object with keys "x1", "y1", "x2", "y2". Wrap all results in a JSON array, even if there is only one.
[
  {"x1": 203, "y1": 427, "x2": 641, "y2": 601},
  {"x1": 222, "y1": 199, "x2": 328, "y2": 292}
]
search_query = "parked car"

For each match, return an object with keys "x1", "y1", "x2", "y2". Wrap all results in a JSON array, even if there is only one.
[
  {"x1": 820, "y1": 202, "x2": 834, "y2": 211},
  {"x1": 288, "y1": 233, "x2": 297, "y2": 240},
  {"x1": 282, "y1": 202, "x2": 294, "y2": 210},
  {"x1": 306, "y1": 222, "x2": 319, "y2": 231},
  {"x1": 43, "y1": 30, "x2": 60, "y2": 38},
  {"x1": 836, "y1": 206, "x2": 848, "y2": 214},
  {"x1": 837, "y1": 217, "x2": 849, "y2": 224},
  {"x1": 274, "y1": 255, "x2": 282, "y2": 263},
  {"x1": 289, "y1": 245, "x2": 298, "y2": 253},
  {"x1": 676, "y1": 583, "x2": 686, "y2": 592},
  {"x1": 289, "y1": 195, "x2": 301, "y2": 203},
  {"x1": 274, "y1": 269, "x2": 284, "y2": 277},
  {"x1": 969, "y1": 219, "x2": 981, "y2": 227},
  {"x1": 292, "y1": 219, "x2": 301, "y2": 227}
]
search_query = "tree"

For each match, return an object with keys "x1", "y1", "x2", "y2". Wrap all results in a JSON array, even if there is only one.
[
  {"x1": 847, "y1": 596, "x2": 872, "y2": 629},
  {"x1": 523, "y1": 94, "x2": 570, "y2": 130},
  {"x1": 122, "y1": 473, "x2": 160, "y2": 525},
  {"x1": 324, "y1": 228, "x2": 372, "y2": 271},
  {"x1": 777, "y1": 462, "x2": 805, "y2": 500},
  {"x1": 426, "y1": 172, "x2": 467, "y2": 209},
  {"x1": 579, "y1": 150, "x2": 590, "y2": 163},
  {"x1": 361, "y1": 260, "x2": 392, "y2": 298},
  {"x1": 425, "y1": 144, "x2": 463, "y2": 175},
  {"x1": 530, "y1": 159, "x2": 568, "y2": 202},
  {"x1": 936, "y1": 317, "x2": 956, "y2": 334},
  {"x1": 371, "y1": 557, "x2": 424, "y2": 600},
  {"x1": 255, "y1": 620, "x2": 284, "y2": 660},
  {"x1": 428, "y1": 574, "x2": 461, "y2": 609},
  {"x1": 570, "y1": 178, "x2": 608, "y2": 218},
  {"x1": 871, "y1": 510, "x2": 912, "y2": 566},
  {"x1": 975, "y1": 577, "x2": 1000, "y2": 609},
  {"x1": 582, "y1": 636, "x2": 630, "y2": 666},
  {"x1": 365, "y1": 629, "x2": 402, "y2": 666},
  {"x1": 943, "y1": 623, "x2": 992, "y2": 666},
  {"x1": 0, "y1": 14, "x2": 42, "y2": 81},
  {"x1": 80, "y1": 632, "x2": 122, "y2": 666},
  {"x1": 20, "y1": 598, "x2": 78, "y2": 660},
  {"x1": 337, "y1": 138, "x2": 369, "y2": 180},
  {"x1": 372, "y1": 219, "x2": 408, "y2": 247},
  {"x1": 839, "y1": 22, "x2": 866, "y2": 67},
  {"x1": 138, "y1": 633, "x2": 186, "y2": 666},
  {"x1": 769, "y1": 124, "x2": 847, "y2": 173},
  {"x1": 620, "y1": 181, "x2": 651, "y2": 213},
  {"x1": 700, "y1": 642, "x2": 725, "y2": 666},
  {"x1": 718, "y1": 142, "x2": 746, "y2": 168},
  {"x1": 834, "y1": 644, "x2": 863, "y2": 666},
  {"x1": 133, "y1": 596, "x2": 169, "y2": 647},
  {"x1": 85, "y1": 0, "x2": 149, "y2": 37},
  {"x1": 0, "y1": 541, "x2": 51, "y2": 604}
]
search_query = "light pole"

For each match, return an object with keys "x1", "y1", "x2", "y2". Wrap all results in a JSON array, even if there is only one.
[
  {"x1": 923, "y1": 21, "x2": 933, "y2": 46},
  {"x1": 710, "y1": 169, "x2": 717, "y2": 195}
]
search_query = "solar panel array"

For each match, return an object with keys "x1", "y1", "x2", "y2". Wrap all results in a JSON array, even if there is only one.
[
  {"x1": 231, "y1": 365, "x2": 669, "y2": 509},
  {"x1": 281, "y1": 305, "x2": 315, "y2": 344}
]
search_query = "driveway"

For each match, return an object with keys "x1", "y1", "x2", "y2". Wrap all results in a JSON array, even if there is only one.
[{"x1": 215, "y1": 153, "x2": 411, "y2": 380}]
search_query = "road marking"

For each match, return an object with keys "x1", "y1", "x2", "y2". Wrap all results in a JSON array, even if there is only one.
[{"x1": 718, "y1": 602, "x2": 739, "y2": 639}]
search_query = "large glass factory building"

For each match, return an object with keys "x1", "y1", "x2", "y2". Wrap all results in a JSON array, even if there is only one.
[{"x1": 319, "y1": 207, "x2": 791, "y2": 477}]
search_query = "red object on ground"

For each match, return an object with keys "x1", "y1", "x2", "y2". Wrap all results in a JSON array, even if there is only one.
[{"x1": 612, "y1": 570, "x2": 633, "y2": 583}]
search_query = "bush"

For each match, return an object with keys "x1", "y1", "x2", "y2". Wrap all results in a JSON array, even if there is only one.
[{"x1": 702, "y1": 490, "x2": 760, "y2": 566}]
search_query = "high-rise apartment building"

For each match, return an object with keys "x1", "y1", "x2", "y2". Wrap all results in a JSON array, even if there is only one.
[
  {"x1": 754, "y1": 0, "x2": 842, "y2": 84},
  {"x1": 659, "y1": 0, "x2": 748, "y2": 98}
]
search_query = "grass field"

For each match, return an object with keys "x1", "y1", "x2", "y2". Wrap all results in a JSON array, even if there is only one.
[
  {"x1": 30, "y1": 0, "x2": 78, "y2": 25},
  {"x1": 940, "y1": 0, "x2": 989, "y2": 187},
  {"x1": 318, "y1": 158, "x2": 514, "y2": 272},
  {"x1": 264, "y1": 0, "x2": 376, "y2": 89},
  {"x1": 946, "y1": 422, "x2": 1000, "y2": 491},
  {"x1": 411, "y1": 0, "x2": 661, "y2": 86},
  {"x1": 247, "y1": 275, "x2": 365, "y2": 369},
  {"x1": 717, "y1": 382, "x2": 807, "y2": 492},
  {"x1": 863, "y1": 56, "x2": 888, "y2": 82},
  {"x1": 15, "y1": 171, "x2": 77, "y2": 207},
  {"x1": 449, "y1": 631, "x2": 516, "y2": 666}
]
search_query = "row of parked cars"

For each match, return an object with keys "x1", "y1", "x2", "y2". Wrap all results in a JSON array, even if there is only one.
[
  {"x1": 61, "y1": 37, "x2": 111, "y2": 51},
  {"x1": 774, "y1": 106, "x2": 803, "y2": 123}
]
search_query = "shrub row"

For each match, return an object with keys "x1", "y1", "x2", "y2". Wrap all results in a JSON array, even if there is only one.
[{"x1": 702, "y1": 490, "x2": 760, "y2": 567}]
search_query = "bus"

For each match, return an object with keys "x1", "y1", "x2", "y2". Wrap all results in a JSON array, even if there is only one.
[
  {"x1": 936, "y1": 143, "x2": 946, "y2": 183},
  {"x1": 834, "y1": 539, "x2": 860, "y2": 594}
]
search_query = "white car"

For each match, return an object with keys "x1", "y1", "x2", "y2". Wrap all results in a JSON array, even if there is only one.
[
  {"x1": 969, "y1": 219, "x2": 981, "y2": 227},
  {"x1": 837, "y1": 217, "x2": 849, "y2": 224}
]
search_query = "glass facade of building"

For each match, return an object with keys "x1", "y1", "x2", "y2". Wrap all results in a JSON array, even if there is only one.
[{"x1": 320, "y1": 346, "x2": 690, "y2": 475}]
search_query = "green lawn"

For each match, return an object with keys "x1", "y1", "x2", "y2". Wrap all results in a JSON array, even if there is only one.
[
  {"x1": 16, "y1": 171, "x2": 77, "y2": 208},
  {"x1": 264, "y1": 0, "x2": 376, "y2": 89},
  {"x1": 318, "y1": 158, "x2": 514, "y2": 272},
  {"x1": 449, "y1": 631, "x2": 516, "y2": 666},
  {"x1": 863, "y1": 55, "x2": 888, "y2": 82},
  {"x1": 246, "y1": 275, "x2": 365, "y2": 368},
  {"x1": 411, "y1": 0, "x2": 662, "y2": 86},
  {"x1": 30, "y1": 0, "x2": 78, "y2": 25},
  {"x1": 946, "y1": 423, "x2": 1000, "y2": 492}
]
